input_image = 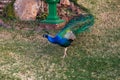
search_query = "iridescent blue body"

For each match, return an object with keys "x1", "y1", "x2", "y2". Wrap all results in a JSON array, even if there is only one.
[
  {"x1": 43, "y1": 14, "x2": 94, "y2": 47},
  {"x1": 44, "y1": 35, "x2": 73, "y2": 47}
]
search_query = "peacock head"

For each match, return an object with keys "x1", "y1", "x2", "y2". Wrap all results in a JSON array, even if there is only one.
[
  {"x1": 43, "y1": 29, "x2": 50, "y2": 38},
  {"x1": 42, "y1": 29, "x2": 56, "y2": 43},
  {"x1": 43, "y1": 33, "x2": 56, "y2": 43},
  {"x1": 43, "y1": 34, "x2": 48, "y2": 38}
]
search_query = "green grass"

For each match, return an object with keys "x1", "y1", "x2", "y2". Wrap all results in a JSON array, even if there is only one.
[{"x1": 0, "y1": 0, "x2": 120, "y2": 80}]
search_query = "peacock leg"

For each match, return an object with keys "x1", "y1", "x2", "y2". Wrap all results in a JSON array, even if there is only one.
[{"x1": 62, "y1": 47, "x2": 68, "y2": 58}]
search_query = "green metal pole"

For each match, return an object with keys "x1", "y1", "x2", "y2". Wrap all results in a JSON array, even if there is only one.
[
  {"x1": 47, "y1": 3, "x2": 59, "y2": 20},
  {"x1": 41, "y1": 0, "x2": 64, "y2": 24}
]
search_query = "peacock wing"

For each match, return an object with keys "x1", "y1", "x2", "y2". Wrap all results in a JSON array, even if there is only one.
[{"x1": 64, "y1": 31, "x2": 76, "y2": 40}]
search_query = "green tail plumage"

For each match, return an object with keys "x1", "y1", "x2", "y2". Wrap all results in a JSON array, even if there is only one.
[
  {"x1": 57, "y1": 14, "x2": 94, "y2": 37},
  {"x1": 72, "y1": 14, "x2": 94, "y2": 35}
]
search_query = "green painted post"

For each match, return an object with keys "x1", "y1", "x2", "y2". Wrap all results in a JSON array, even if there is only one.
[
  {"x1": 47, "y1": 3, "x2": 58, "y2": 20},
  {"x1": 41, "y1": 0, "x2": 64, "y2": 24}
]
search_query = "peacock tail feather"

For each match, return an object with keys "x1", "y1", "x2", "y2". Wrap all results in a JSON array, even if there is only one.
[{"x1": 56, "y1": 14, "x2": 94, "y2": 39}]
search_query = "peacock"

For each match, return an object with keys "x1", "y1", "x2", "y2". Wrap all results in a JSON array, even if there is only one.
[{"x1": 43, "y1": 14, "x2": 94, "y2": 58}]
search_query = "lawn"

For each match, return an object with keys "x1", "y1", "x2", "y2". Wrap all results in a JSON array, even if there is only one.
[{"x1": 0, "y1": 0, "x2": 120, "y2": 80}]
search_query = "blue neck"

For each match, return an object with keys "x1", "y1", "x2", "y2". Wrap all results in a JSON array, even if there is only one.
[{"x1": 46, "y1": 35, "x2": 56, "y2": 43}]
